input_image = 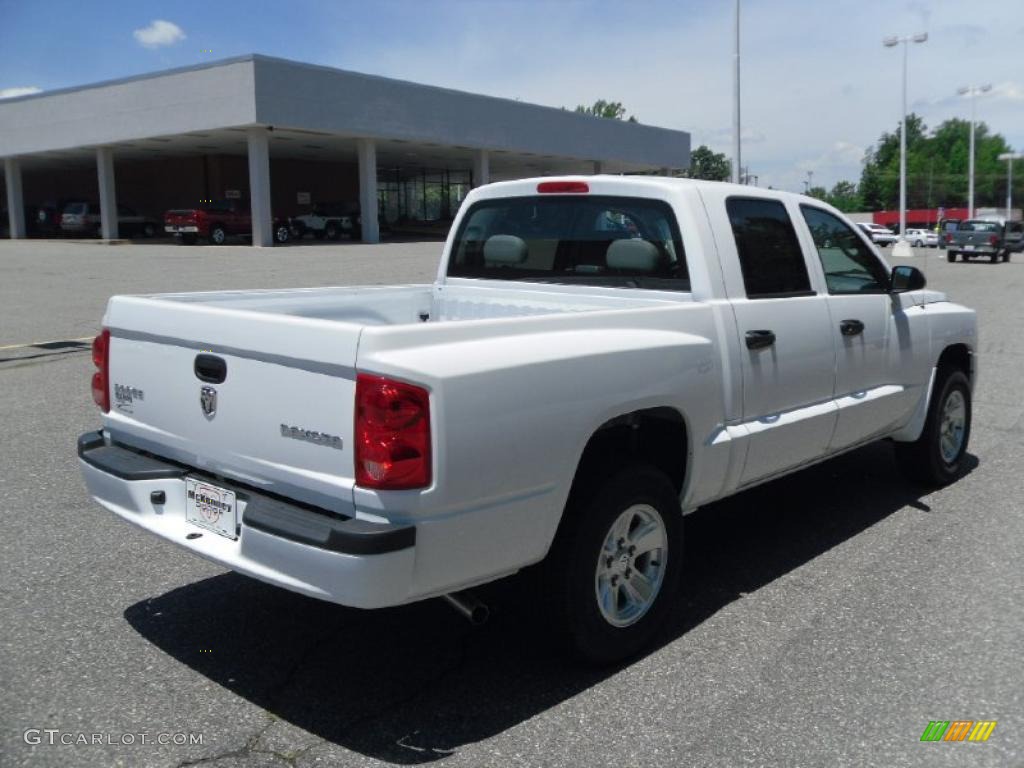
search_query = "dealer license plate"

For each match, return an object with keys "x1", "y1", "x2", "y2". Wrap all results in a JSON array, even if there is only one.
[
  {"x1": 965, "y1": 244, "x2": 975, "y2": 251},
  {"x1": 185, "y1": 478, "x2": 238, "y2": 539}
]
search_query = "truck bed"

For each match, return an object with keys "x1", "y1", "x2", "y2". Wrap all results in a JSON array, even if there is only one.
[
  {"x1": 99, "y1": 281, "x2": 689, "y2": 520},
  {"x1": 147, "y1": 282, "x2": 681, "y2": 325}
]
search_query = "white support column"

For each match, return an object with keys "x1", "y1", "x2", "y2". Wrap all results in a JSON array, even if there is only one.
[
  {"x1": 4, "y1": 157, "x2": 26, "y2": 239},
  {"x1": 472, "y1": 149, "x2": 490, "y2": 187},
  {"x1": 96, "y1": 147, "x2": 119, "y2": 240},
  {"x1": 247, "y1": 128, "x2": 273, "y2": 247},
  {"x1": 356, "y1": 138, "x2": 379, "y2": 243},
  {"x1": 593, "y1": 161, "x2": 603, "y2": 175}
]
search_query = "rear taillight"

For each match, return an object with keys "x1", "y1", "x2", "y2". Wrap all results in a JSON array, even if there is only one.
[
  {"x1": 537, "y1": 180, "x2": 589, "y2": 194},
  {"x1": 91, "y1": 329, "x2": 110, "y2": 412},
  {"x1": 355, "y1": 374, "x2": 431, "y2": 490},
  {"x1": 945, "y1": 233, "x2": 953, "y2": 243},
  {"x1": 989, "y1": 234, "x2": 999, "y2": 246}
]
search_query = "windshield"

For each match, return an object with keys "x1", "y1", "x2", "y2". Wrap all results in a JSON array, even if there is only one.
[{"x1": 447, "y1": 195, "x2": 689, "y2": 290}]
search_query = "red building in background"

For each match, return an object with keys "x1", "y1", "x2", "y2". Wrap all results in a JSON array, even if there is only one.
[{"x1": 872, "y1": 207, "x2": 969, "y2": 229}]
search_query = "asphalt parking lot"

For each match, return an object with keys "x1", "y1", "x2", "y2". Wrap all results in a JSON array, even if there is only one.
[{"x1": 1, "y1": 240, "x2": 1021, "y2": 768}]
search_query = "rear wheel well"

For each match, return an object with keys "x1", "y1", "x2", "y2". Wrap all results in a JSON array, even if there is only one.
[{"x1": 571, "y1": 408, "x2": 688, "y2": 499}]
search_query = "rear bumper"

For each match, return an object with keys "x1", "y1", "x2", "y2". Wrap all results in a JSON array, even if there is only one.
[
  {"x1": 78, "y1": 432, "x2": 417, "y2": 608},
  {"x1": 948, "y1": 244, "x2": 997, "y2": 254}
]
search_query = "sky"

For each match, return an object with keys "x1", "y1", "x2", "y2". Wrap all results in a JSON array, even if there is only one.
[{"x1": 1, "y1": 0, "x2": 1021, "y2": 192}]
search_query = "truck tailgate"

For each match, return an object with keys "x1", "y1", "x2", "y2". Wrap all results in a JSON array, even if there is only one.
[{"x1": 102, "y1": 295, "x2": 362, "y2": 515}]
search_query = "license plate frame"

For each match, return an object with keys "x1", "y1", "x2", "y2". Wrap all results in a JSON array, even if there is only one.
[{"x1": 185, "y1": 478, "x2": 238, "y2": 539}]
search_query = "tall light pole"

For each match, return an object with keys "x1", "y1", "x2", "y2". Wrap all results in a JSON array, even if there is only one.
[
  {"x1": 732, "y1": 0, "x2": 741, "y2": 184},
  {"x1": 883, "y1": 32, "x2": 927, "y2": 257},
  {"x1": 958, "y1": 84, "x2": 992, "y2": 218},
  {"x1": 998, "y1": 152, "x2": 1022, "y2": 221}
]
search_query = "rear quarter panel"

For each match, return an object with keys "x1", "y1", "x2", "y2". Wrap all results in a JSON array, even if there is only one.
[{"x1": 353, "y1": 302, "x2": 729, "y2": 596}]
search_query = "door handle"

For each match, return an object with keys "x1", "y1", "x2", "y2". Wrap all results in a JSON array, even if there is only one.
[
  {"x1": 745, "y1": 329, "x2": 776, "y2": 350},
  {"x1": 839, "y1": 319, "x2": 865, "y2": 337}
]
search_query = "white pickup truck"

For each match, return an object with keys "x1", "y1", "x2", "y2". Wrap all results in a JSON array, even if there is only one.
[{"x1": 79, "y1": 177, "x2": 976, "y2": 662}]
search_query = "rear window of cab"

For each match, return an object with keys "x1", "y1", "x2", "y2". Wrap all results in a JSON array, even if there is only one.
[{"x1": 447, "y1": 195, "x2": 690, "y2": 291}]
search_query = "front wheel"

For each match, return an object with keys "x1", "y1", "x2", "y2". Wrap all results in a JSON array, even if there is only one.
[
  {"x1": 549, "y1": 463, "x2": 682, "y2": 664},
  {"x1": 274, "y1": 224, "x2": 290, "y2": 244},
  {"x1": 895, "y1": 369, "x2": 972, "y2": 487}
]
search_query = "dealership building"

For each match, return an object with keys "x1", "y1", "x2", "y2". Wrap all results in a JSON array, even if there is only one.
[{"x1": 0, "y1": 54, "x2": 691, "y2": 245}]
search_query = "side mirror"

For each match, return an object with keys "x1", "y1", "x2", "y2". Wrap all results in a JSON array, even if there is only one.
[{"x1": 890, "y1": 265, "x2": 926, "y2": 293}]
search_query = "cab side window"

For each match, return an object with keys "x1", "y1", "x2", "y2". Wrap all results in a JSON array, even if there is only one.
[
  {"x1": 800, "y1": 206, "x2": 889, "y2": 294},
  {"x1": 726, "y1": 198, "x2": 812, "y2": 298}
]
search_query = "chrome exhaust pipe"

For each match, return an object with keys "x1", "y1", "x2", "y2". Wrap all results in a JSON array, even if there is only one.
[{"x1": 443, "y1": 591, "x2": 489, "y2": 625}]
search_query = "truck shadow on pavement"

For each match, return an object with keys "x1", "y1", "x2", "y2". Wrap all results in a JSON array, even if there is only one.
[{"x1": 124, "y1": 441, "x2": 977, "y2": 764}]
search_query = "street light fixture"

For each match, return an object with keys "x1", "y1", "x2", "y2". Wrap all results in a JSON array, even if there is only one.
[
  {"x1": 884, "y1": 31, "x2": 928, "y2": 257},
  {"x1": 957, "y1": 84, "x2": 992, "y2": 218},
  {"x1": 998, "y1": 152, "x2": 1022, "y2": 222}
]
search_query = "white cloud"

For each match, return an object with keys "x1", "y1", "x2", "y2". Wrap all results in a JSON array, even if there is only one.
[
  {"x1": 0, "y1": 86, "x2": 42, "y2": 99},
  {"x1": 990, "y1": 81, "x2": 1024, "y2": 102},
  {"x1": 132, "y1": 20, "x2": 186, "y2": 49}
]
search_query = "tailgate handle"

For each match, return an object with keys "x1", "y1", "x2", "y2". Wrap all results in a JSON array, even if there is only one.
[{"x1": 194, "y1": 354, "x2": 227, "y2": 384}]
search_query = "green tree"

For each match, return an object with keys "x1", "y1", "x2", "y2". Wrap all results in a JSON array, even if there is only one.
[
  {"x1": 572, "y1": 99, "x2": 638, "y2": 123},
  {"x1": 825, "y1": 180, "x2": 862, "y2": 212},
  {"x1": 858, "y1": 114, "x2": 1014, "y2": 210},
  {"x1": 681, "y1": 145, "x2": 731, "y2": 181}
]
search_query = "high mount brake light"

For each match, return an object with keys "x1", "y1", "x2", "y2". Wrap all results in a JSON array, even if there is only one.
[
  {"x1": 537, "y1": 181, "x2": 590, "y2": 194},
  {"x1": 91, "y1": 329, "x2": 110, "y2": 412},
  {"x1": 355, "y1": 374, "x2": 431, "y2": 490}
]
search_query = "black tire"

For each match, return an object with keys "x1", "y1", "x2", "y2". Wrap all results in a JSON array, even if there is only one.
[
  {"x1": 143, "y1": 223, "x2": 156, "y2": 238},
  {"x1": 914, "y1": 240, "x2": 923, "y2": 248},
  {"x1": 209, "y1": 225, "x2": 227, "y2": 245},
  {"x1": 325, "y1": 221, "x2": 340, "y2": 240},
  {"x1": 947, "y1": 251, "x2": 956, "y2": 263},
  {"x1": 546, "y1": 463, "x2": 683, "y2": 664},
  {"x1": 274, "y1": 224, "x2": 290, "y2": 244},
  {"x1": 290, "y1": 223, "x2": 306, "y2": 240},
  {"x1": 895, "y1": 369, "x2": 971, "y2": 487},
  {"x1": 1003, "y1": 251, "x2": 1011, "y2": 262}
]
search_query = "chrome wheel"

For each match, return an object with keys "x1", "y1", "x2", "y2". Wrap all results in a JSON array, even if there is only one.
[
  {"x1": 594, "y1": 504, "x2": 667, "y2": 628},
  {"x1": 211, "y1": 228, "x2": 225, "y2": 244},
  {"x1": 939, "y1": 389, "x2": 966, "y2": 463}
]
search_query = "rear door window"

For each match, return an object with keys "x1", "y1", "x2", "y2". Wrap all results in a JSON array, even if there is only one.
[{"x1": 726, "y1": 198, "x2": 812, "y2": 298}]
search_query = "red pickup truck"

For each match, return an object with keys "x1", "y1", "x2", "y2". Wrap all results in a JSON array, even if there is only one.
[{"x1": 164, "y1": 200, "x2": 251, "y2": 245}]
